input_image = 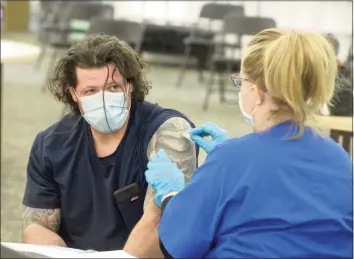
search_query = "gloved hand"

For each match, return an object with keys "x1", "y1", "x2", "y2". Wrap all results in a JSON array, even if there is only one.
[
  {"x1": 189, "y1": 122, "x2": 229, "y2": 153},
  {"x1": 145, "y1": 149, "x2": 185, "y2": 207}
]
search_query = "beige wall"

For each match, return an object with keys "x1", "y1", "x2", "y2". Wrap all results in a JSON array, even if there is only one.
[{"x1": 3, "y1": 1, "x2": 30, "y2": 32}]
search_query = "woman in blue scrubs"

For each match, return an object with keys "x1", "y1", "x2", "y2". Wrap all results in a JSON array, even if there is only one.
[{"x1": 145, "y1": 29, "x2": 353, "y2": 258}]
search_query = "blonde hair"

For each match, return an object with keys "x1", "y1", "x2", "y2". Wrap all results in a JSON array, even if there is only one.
[{"x1": 241, "y1": 29, "x2": 338, "y2": 138}]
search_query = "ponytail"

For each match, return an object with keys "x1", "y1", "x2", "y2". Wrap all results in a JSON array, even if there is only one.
[{"x1": 243, "y1": 29, "x2": 338, "y2": 138}]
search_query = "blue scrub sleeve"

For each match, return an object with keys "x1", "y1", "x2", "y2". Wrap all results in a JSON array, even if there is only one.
[
  {"x1": 158, "y1": 150, "x2": 225, "y2": 258},
  {"x1": 22, "y1": 132, "x2": 60, "y2": 209}
]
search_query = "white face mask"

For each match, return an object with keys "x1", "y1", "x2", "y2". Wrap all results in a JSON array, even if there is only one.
[
  {"x1": 238, "y1": 90, "x2": 259, "y2": 127},
  {"x1": 80, "y1": 91, "x2": 129, "y2": 134}
]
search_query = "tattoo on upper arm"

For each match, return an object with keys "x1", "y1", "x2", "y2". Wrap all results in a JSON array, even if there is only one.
[
  {"x1": 144, "y1": 117, "x2": 197, "y2": 207},
  {"x1": 22, "y1": 206, "x2": 61, "y2": 233}
]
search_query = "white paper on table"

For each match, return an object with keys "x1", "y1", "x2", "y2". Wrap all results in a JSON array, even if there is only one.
[
  {"x1": 1, "y1": 242, "x2": 136, "y2": 258},
  {"x1": 71, "y1": 250, "x2": 136, "y2": 258},
  {"x1": 1, "y1": 242, "x2": 86, "y2": 258}
]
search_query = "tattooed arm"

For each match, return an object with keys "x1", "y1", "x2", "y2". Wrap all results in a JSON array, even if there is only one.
[
  {"x1": 124, "y1": 117, "x2": 197, "y2": 258},
  {"x1": 22, "y1": 206, "x2": 66, "y2": 247},
  {"x1": 144, "y1": 117, "x2": 197, "y2": 207}
]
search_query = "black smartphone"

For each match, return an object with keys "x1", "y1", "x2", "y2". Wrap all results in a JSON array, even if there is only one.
[{"x1": 113, "y1": 183, "x2": 140, "y2": 203}]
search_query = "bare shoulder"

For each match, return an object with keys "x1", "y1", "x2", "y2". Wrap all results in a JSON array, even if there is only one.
[
  {"x1": 147, "y1": 117, "x2": 196, "y2": 172},
  {"x1": 22, "y1": 206, "x2": 61, "y2": 233},
  {"x1": 147, "y1": 117, "x2": 194, "y2": 155},
  {"x1": 144, "y1": 117, "x2": 197, "y2": 207}
]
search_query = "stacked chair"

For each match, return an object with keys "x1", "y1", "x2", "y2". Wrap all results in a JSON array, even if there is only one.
[
  {"x1": 202, "y1": 15, "x2": 276, "y2": 111},
  {"x1": 88, "y1": 18, "x2": 145, "y2": 53},
  {"x1": 38, "y1": 2, "x2": 114, "y2": 92},
  {"x1": 35, "y1": 1, "x2": 72, "y2": 70},
  {"x1": 175, "y1": 3, "x2": 245, "y2": 88}
]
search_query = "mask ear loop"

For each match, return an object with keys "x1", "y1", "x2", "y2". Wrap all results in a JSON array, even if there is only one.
[
  {"x1": 72, "y1": 88, "x2": 79, "y2": 101},
  {"x1": 123, "y1": 80, "x2": 133, "y2": 112},
  {"x1": 111, "y1": 68, "x2": 131, "y2": 112},
  {"x1": 72, "y1": 89, "x2": 82, "y2": 111},
  {"x1": 110, "y1": 65, "x2": 132, "y2": 113},
  {"x1": 247, "y1": 85, "x2": 263, "y2": 119},
  {"x1": 72, "y1": 89, "x2": 92, "y2": 123},
  {"x1": 102, "y1": 64, "x2": 113, "y2": 133}
]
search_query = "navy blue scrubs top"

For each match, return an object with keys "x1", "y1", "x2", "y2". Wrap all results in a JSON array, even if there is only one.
[{"x1": 22, "y1": 101, "x2": 196, "y2": 251}]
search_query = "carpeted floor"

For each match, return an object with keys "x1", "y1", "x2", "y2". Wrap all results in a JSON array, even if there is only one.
[{"x1": 1, "y1": 32, "x2": 252, "y2": 242}]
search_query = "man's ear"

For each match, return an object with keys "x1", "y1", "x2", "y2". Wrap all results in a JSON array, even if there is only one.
[
  {"x1": 68, "y1": 87, "x2": 78, "y2": 102},
  {"x1": 126, "y1": 81, "x2": 133, "y2": 93}
]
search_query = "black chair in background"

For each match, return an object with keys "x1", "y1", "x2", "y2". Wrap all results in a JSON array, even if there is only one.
[
  {"x1": 202, "y1": 15, "x2": 276, "y2": 111},
  {"x1": 40, "y1": 2, "x2": 114, "y2": 93},
  {"x1": 60, "y1": 18, "x2": 146, "y2": 117},
  {"x1": 88, "y1": 18, "x2": 145, "y2": 53},
  {"x1": 175, "y1": 3, "x2": 245, "y2": 88},
  {"x1": 37, "y1": 1, "x2": 67, "y2": 26},
  {"x1": 35, "y1": 1, "x2": 71, "y2": 70}
]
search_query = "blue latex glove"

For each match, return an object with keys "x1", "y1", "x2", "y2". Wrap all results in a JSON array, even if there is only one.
[
  {"x1": 145, "y1": 149, "x2": 185, "y2": 207},
  {"x1": 189, "y1": 122, "x2": 229, "y2": 153}
]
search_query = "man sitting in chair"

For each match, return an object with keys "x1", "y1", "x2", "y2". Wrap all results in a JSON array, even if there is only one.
[{"x1": 21, "y1": 34, "x2": 197, "y2": 257}]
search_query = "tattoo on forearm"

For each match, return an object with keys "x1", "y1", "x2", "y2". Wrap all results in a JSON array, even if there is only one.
[
  {"x1": 144, "y1": 117, "x2": 197, "y2": 207},
  {"x1": 22, "y1": 206, "x2": 61, "y2": 233}
]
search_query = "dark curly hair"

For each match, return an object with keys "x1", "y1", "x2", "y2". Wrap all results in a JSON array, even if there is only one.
[{"x1": 48, "y1": 33, "x2": 151, "y2": 114}]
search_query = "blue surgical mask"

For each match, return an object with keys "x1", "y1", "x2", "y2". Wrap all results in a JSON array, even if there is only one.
[
  {"x1": 80, "y1": 91, "x2": 129, "y2": 134},
  {"x1": 238, "y1": 91, "x2": 258, "y2": 127}
]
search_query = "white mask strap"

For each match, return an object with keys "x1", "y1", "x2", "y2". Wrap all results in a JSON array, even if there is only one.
[{"x1": 251, "y1": 104, "x2": 259, "y2": 118}]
